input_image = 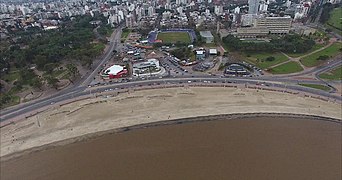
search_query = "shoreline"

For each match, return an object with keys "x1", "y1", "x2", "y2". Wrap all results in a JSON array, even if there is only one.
[
  {"x1": 1, "y1": 113, "x2": 340, "y2": 162},
  {"x1": 1, "y1": 81, "x2": 341, "y2": 125},
  {"x1": 1, "y1": 87, "x2": 341, "y2": 160}
]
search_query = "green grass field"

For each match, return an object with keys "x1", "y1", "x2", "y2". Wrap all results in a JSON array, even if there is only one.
[
  {"x1": 326, "y1": 8, "x2": 342, "y2": 35},
  {"x1": 269, "y1": 61, "x2": 303, "y2": 74},
  {"x1": 121, "y1": 29, "x2": 131, "y2": 39},
  {"x1": 300, "y1": 43, "x2": 341, "y2": 67},
  {"x1": 286, "y1": 44, "x2": 325, "y2": 58},
  {"x1": 2, "y1": 71, "x2": 20, "y2": 83},
  {"x1": 244, "y1": 52, "x2": 288, "y2": 69},
  {"x1": 299, "y1": 84, "x2": 331, "y2": 91},
  {"x1": 319, "y1": 66, "x2": 342, "y2": 80},
  {"x1": 157, "y1": 32, "x2": 191, "y2": 44}
]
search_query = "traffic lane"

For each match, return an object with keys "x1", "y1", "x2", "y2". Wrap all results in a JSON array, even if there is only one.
[
  {"x1": 83, "y1": 26, "x2": 123, "y2": 85},
  {"x1": 89, "y1": 78, "x2": 341, "y2": 100},
  {"x1": 2, "y1": 77, "x2": 340, "y2": 121},
  {"x1": 0, "y1": 87, "x2": 87, "y2": 121},
  {"x1": 0, "y1": 86, "x2": 86, "y2": 117}
]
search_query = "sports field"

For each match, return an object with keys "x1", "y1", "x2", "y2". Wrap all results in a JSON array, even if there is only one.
[{"x1": 157, "y1": 32, "x2": 191, "y2": 44}]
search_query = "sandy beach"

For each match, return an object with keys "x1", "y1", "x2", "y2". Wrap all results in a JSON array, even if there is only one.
[{"x1": 1, "y1": 87, "x2": 341, "y2": 159}]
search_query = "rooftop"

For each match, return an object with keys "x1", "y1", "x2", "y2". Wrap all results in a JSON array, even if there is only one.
[
  {"x1": 199, "y1": 31, "x2": 213, "y2": 38},
  {"x1": 105, "y1": 65, "x2": 124, "y2": 75}
]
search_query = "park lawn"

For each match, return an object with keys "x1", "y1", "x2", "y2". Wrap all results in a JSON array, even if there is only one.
[
  {"x1": 2, "y1": 70, "x2": 20, "y2": 83},
  {"x1": 268, "y1": 61, "x2": 303, "y2": 74},
  {"x1": 299, "y1": 83, "x2": 331, "y2": 91},
  {"x1": 319, "y1": 66, "x2": 342, "y2": 80},
  {"x1": 157, "y1": 32, "x2": 191, "y2": 44},
  {"x1": 244, "y1": 52, "x2": 288, "y2": 69},
  {"x1": 286, "y1": 43, "x2": 325, "y2": 58},
  {"x1": 326, "y1": 8, "x2": 342, "y2": 35},
  {"x1": 300, "y1": 42, "x2": 342, "y2": 67}
]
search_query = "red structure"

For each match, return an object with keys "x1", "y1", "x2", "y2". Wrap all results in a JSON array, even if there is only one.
[{"x1": 108, "y1": 69, "x2": 128, "y2": 79}]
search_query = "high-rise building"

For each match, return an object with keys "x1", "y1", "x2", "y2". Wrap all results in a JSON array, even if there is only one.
[
  {"x1": 126, "y1": 14, "x2": 134, "y2": 28},
  {"x1": 259, "y1": 0, "x2": 268, "y2": 12},
  {"x1": 148, "y1": 6, "x2": 154, "y2": 16},
  {"x1": 214, "y1": 5, "x2": 223, "y2": 15},
  {"x1": 248, "y1": 0, "x2": 259, "y2": 14},
  {"x1": 241, "y1": 14, "x2": 257, "y2": 26},
  {"x1": 255, "y1": 16, "x2": 292, "y2": 34},
  {"x1": 234, "y1": 6, "x2": 240, "y2": 14}
]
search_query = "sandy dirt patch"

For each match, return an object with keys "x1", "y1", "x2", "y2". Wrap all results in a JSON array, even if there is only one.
[{"x1": 1, "y1": 87, "x2": 341, "y2": 157}]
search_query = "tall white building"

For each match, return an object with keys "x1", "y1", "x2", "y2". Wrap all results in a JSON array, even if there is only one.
[
  {"x1": 234, "y1": 6, "x2": 240, "y2": 14},
  {"x1": 148, "y1": 6, "x2": 154, "y2": 16},
  {"x1": 126, "y1": 14, "x2": 134, "y2": 28},
  {"x1": 214, "y1": 5, "x2": 223, "y2": 16},
  {"x1": 118, "y1": 10, "x2": 124, "y2": 21},
  {"x1": 248, "y1": 0, "x2": 259, "y2": 14},
  {"x1": 259, "y1": 0, "x2": 268, "y2": 12},
  {"x1": 177, "y1": 7, "x2": 183, "y2": 15}
]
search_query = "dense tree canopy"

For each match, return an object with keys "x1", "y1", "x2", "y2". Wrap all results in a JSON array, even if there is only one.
[
  {"x1": 222, "y1": 34, "x2": 315, "y2": 53},
  {"x1": 0, "y1": 15, "x2": 107, "y2": 108},
  {"x1": 0, "y1": 15, "x2": 105, "y2": 74}
]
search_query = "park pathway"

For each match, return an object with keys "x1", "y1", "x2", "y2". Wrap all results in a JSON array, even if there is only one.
[{"x1": 268, "y1": 41, "x2": 335, "y2": 70}]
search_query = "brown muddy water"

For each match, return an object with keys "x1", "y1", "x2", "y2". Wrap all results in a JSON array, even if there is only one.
[{"x1": 1, "y1": 116, "x2": 341, "y2": 180}]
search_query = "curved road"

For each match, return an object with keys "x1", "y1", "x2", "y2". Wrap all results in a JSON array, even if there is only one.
[{"x1": 0, "y1": 26, "x2": 341, "y2": 122}]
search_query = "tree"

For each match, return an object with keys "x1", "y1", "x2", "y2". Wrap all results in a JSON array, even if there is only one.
[
  {"x1": 66, "y1": 64, "x2": 78, "y2": 77},
  {"x1": 44, "y1": 63, "x2": 56, "y2": 73},
  {"x1": 45, "y1": 76, "x2": 59, "y2": 89},
  {"x1": 33, "y1": 55, "x2": 48, "y2": 70},
  {"x1": 31, "y1": 77, "x2": 43, "y2": 90},
  {"x1": 66, "y1": 63, "x2": 79, "y2": 83},
  {"x1": 317, "y1": 55, "x2": 329, "y2": 61},
  {"x1": 266, "y1": 56, "x2": 275, "y2": 61}
]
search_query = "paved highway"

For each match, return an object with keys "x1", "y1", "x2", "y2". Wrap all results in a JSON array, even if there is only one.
[
  {"x1": 0, "y1": 26, "x2": 341, "y2": 123},
  {"x1": 1, "y1": 76, "x2": 341, "y2": 122}
]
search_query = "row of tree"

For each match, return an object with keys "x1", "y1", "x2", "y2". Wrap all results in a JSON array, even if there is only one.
[{"x1": 222, "y1": 34, "x2": 315, "y2": 53}]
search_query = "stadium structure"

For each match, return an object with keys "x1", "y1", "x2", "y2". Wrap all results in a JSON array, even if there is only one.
[{"x1": 147, "y1": 29, "x2": 196, "y2": 44}]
